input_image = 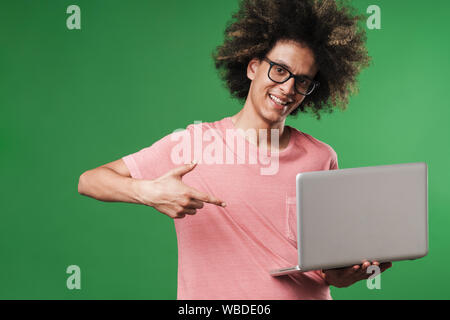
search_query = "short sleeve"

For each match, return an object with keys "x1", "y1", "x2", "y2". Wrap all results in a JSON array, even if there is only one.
[{"x1": 122, "y1": 128, "x2": 193, "y2": 180}]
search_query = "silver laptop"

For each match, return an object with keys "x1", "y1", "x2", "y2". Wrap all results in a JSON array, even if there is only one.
[{"x1": 270, "y1": 162, "x2": 428, "y2": 276}]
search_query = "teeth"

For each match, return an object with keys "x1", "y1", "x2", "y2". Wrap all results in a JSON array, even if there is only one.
[{"x1": 270, "y1": 94, "x2": 289, "y2": 105}]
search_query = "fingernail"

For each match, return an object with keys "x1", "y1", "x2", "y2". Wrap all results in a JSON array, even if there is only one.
[{"x1": 221, "y1": 202, "x2": 227, "y2": 207}]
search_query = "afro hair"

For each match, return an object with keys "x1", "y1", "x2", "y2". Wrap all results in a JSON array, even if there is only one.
[{"x1": 212, "y1": 0, "x2": 371, "y2": 119}]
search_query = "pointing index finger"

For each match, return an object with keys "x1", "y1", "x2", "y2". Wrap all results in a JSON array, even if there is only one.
[{"x1": 188, "y1": 188, "x2": 226, "y2": 207}]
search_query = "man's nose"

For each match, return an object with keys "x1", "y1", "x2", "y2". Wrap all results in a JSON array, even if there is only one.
[{"x1": 279, "y1": 77, "x2": 296, "y2": 96}]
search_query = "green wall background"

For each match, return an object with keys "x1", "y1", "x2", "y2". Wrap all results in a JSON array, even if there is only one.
[{"x1": 1, "y1": 0, "x2": 449, "y2": 299}]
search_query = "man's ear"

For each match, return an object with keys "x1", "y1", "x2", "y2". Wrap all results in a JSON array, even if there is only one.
[{"x1": 247, "y1": 58, "x2": 261, "y2": 81}]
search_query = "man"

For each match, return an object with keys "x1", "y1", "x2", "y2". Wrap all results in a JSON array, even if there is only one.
[{"x1": 78, "y1": 0, "x2": 391, "y2": 299}]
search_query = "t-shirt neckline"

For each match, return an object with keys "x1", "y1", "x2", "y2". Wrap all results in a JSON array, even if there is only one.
[{"x1": 223, "y1": 116, "x2": 296, "y2": 157}]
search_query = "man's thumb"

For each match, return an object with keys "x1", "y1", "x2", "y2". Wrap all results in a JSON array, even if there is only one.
[{"x1": 170, "y1": 161, "x2": 198, "y2": 177}]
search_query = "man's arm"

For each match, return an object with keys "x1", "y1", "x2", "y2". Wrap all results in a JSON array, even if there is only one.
[
  {"x1": 78, "y1": 159, "x2": 141, "y2": 203},
  {"x1": 78, "y1": 160, "x2": 226, "y2": 219}
]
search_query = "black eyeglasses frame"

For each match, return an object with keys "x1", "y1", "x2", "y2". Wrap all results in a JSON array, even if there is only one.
[{"x1": 263, "y1": 57, "x2": 320, "y2": 96}]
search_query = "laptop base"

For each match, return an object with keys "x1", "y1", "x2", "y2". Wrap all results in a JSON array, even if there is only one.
[{"x1": 270, "y1": 265, "x2": 302, "y2": 277}]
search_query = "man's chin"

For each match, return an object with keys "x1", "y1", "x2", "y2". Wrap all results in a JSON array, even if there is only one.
[
  {"x1": 260, "y1": 114, "x2": 285, "y2": 126},
  {"x1": 261, "y1": 107, "x2": 288, "y2": 124}
]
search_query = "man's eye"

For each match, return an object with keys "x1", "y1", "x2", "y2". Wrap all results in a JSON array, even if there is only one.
[
  {"x1": 298, "y1": 77, "x2": 310, "y2": 85},
  {"x1": 276, "y1": 67, "x2": 286, "y2": 74}
]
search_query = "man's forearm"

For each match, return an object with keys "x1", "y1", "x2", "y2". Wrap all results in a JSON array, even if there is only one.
[{"x1": 78, "y1": 167, "x2": 142, "y2": 204}]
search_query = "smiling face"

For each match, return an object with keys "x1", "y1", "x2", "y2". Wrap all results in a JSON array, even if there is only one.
[{"x1": 245, "y1": 39, "x2": 318, "y2": 124}]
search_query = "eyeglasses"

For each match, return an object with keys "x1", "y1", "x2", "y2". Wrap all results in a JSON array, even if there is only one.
[{"x1": 263, "y1": 57, "x2": 320, "y2": 96}]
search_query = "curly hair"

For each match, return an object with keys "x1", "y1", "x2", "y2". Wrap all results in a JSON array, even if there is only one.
[{"x1": 212, "y1": 0, "x2": 370, "y2": 119}]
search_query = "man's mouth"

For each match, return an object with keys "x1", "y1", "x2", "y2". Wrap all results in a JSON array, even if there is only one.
[{"x1": 269, "y1": 94, "x2": 292, "y2": 108}]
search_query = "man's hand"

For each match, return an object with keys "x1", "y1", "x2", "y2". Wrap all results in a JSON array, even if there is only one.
[
  {"x1": 134, "y1": 162, "x2": 226, "y2": 219},
  {"x1": 319, "y1": 260, "x2": 392, "y2": 288}
]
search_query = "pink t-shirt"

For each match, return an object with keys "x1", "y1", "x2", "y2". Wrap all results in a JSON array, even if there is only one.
[{"x1": 122, "y1": 116, "x2": 338, "y2": 300}]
